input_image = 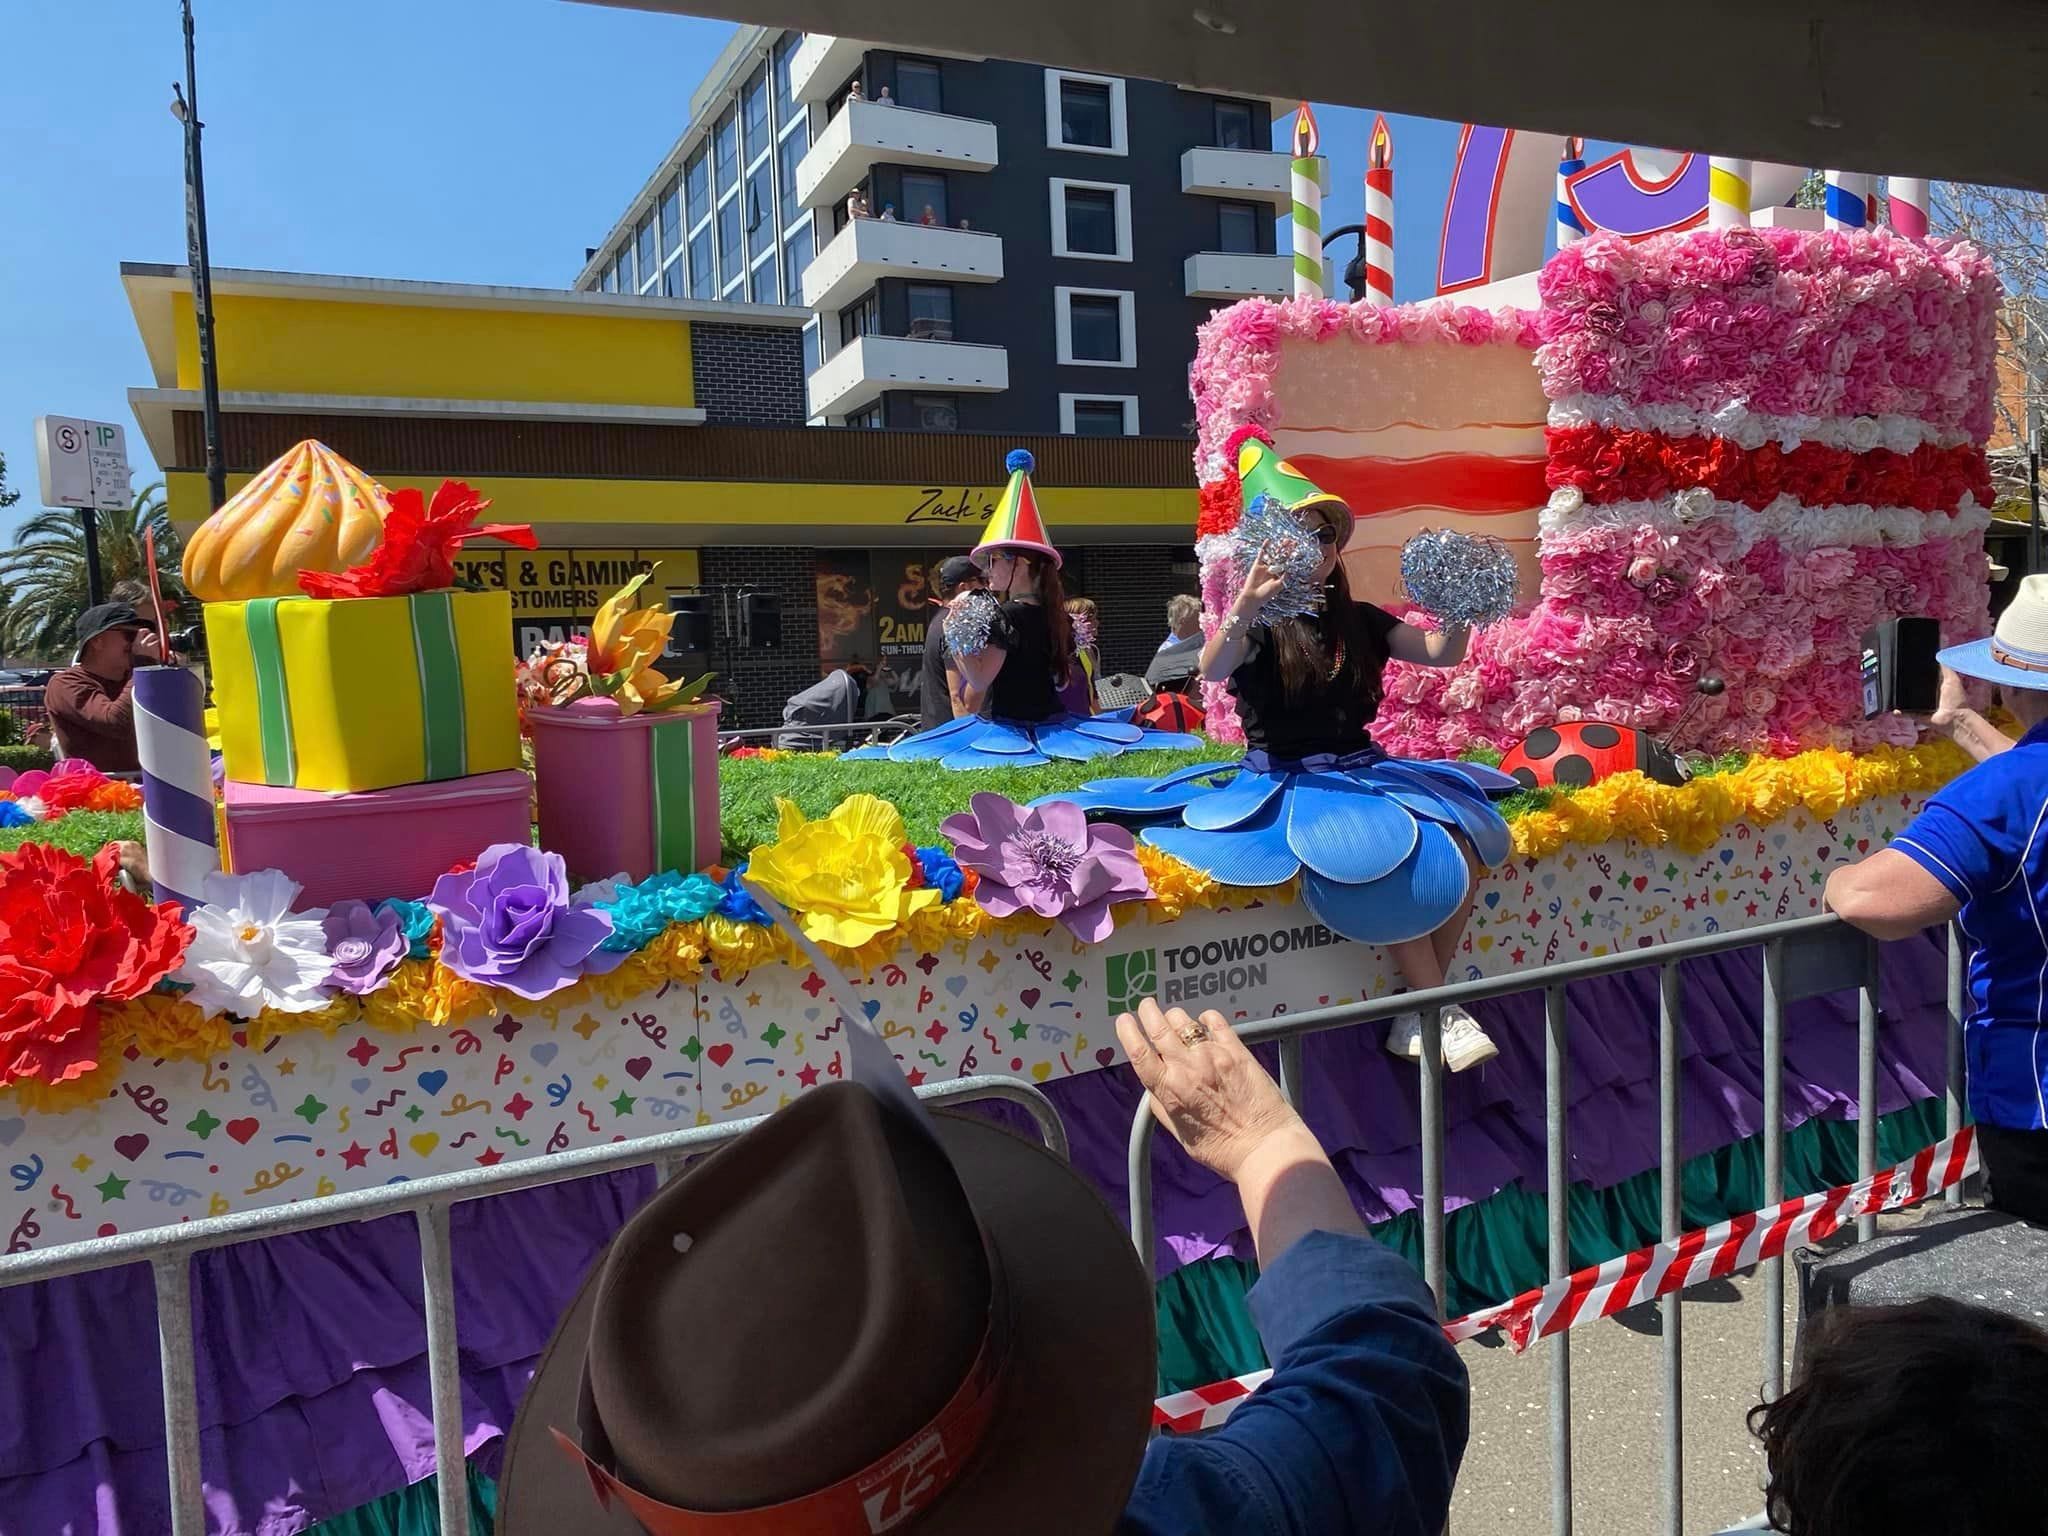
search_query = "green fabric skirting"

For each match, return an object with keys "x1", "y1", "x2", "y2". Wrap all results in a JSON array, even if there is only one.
[
  {"x1": 309, "y1": 1467, "x2": 497, "y2": 1536},
  {"x1": 1155, "y1": 1096, "x2": 1949, "y2": 1393}
]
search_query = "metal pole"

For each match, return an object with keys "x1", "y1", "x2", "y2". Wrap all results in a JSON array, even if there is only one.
[
  {"x1": 79, "y1": 509, "x2": 105, "y2": 607},
  {"x1": 1760, "y1": 940, "x2": 1786, "y2": 1401},
  {"x1": 1544, "y1": 985, "x2": 1574, "y2": 1536},
  {"x1": 1277, "y1": 1035, "x2": 1306, "y2": 1112},
  {"x1": 417, "y1": 1202, "x2": 472, "y2": 1536},
  {"x1": 1127, "y1": 1096, "x2": 1158, "y2": 1266},
  {"x1": 180, "y1": 0, "x2": 227, "y2": 513},
  {"x1": 1857, "y1": 937, "x2": 1881, "y2": 1242},
  {"x1": 1659, "y1": 962, "x2": 1684, "y2": 1536},
  {"x1": 1946, "y1": 924, "x2": 1967, "y2": 1208},
  {"x1": 1420, "y1": 1005, "x2": 1447, "y2": 1312},
  {"x1": 152, "y1": 1252, "x2": 207, "y2": 1536}
]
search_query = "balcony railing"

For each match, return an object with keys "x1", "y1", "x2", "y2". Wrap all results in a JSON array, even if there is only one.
[
  {"x1": 795, "y1": 99, "x2": 999, "y2": 212},
  {"x1": 1184, "y1": 249, "x2": 1293, "y2": 300},
  {"x1": 807, "y1": 332, "x2": 1008, "y2": 420},
  {"x1": 800, "y1": 216, "x2": 1004, "y2": 314},
  {"x1": 787, "y1": 33, "x2": 869, "y2": 104},
  {"x1": 1180, "y1": 145, "x2": 1295, "y2": 208}
]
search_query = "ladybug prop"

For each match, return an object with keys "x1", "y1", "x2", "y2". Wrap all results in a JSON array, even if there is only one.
[{"x1": 1500, "y1": 722, "x2": 1687, "y2": 790}]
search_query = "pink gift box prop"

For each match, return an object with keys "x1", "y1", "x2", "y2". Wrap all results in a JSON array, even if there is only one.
[
  {"x1": 223, "y1": 769, "x2": 534, "y2": 907},
  {"x1": 527, "y1": 697, "x2": 723, "y2": 883}
]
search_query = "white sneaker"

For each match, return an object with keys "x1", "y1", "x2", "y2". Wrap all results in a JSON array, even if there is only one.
[{"x1": 1383, "y1": 1005, "x2": 1498, "y2": 1072}]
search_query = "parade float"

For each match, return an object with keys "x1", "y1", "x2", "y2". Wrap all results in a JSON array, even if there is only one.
[{"x1": 0, "y1": 191, "x2": 2003, "y2": 1529}]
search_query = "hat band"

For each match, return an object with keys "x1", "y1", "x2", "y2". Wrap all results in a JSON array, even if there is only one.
[
  {"x1": 555, "y1": 1305, "x2": 1010, "y2": 1535},
  {"x1": 1992, "y1": 640, "x2": 2048, "y2": 674}
]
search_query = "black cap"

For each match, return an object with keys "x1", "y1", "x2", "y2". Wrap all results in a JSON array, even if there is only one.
[
  {"x1": 76, "y1": 603, "x2": 145, "y2": 647},
  {"x1": 936, "y1": 556, "x2": 983, "y2": 595}
]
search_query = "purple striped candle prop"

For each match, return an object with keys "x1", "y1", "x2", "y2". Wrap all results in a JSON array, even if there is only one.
[{"x1": 133, "y1": 665, "x2": 219, "y2": 913}]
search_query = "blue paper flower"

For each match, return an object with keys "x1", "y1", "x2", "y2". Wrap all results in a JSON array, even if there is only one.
[
  {"x1": 376, "y1": 898, "x2": 438, "y2": 961},
  {"x1": 0, "y1": 802, "x2": 36, "y2": 828},
  {"x1": 914, "y1": 845, "x2": 965, "y2": 902},
  {"x1": 718, "y1": 863, "x2": 771, "y2": 925},
  {"x1": 597, "y1": 870, "x2": 727, "y2": 952}
]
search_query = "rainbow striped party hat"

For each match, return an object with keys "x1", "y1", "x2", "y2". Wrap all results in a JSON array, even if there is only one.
[{"x1": 972, "y1": 448, "x2": 1062, "y2": 568}]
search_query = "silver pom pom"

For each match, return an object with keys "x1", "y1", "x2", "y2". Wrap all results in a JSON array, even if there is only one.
[
  {"x1": 944, "y1": 590, "x2": 1000, "y2": 656},
  {"x1": 1229, "y1": 494, "x2": 1328, "y2": 620},
  {"x1": 1399, "y1": 529, "x2": 1519, "y2": 627}
]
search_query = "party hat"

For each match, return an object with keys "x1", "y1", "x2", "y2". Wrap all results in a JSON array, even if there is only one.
[
  {"x1": 972, "y1": 449, "x2": 1061, "y2": 568},
  {"x1": 1234, "y1": 431, "x2": 1353, "y2": 546}
]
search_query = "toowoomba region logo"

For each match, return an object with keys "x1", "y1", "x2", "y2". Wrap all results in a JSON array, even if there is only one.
[{"x1": 1103, "y1": 922, "x2": 1349, "y2": 1011}]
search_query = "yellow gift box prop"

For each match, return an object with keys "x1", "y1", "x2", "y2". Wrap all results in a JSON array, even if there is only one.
[{"x1": 206, "y1": 590, "x2": 521, "y2": 793}]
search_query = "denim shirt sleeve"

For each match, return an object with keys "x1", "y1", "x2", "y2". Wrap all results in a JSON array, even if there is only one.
[{"x1": 1119, "y1": 1230, "x2": 1470, "y2": 1536}]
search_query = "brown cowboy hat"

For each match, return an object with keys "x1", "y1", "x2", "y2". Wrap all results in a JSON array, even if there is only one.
[{"x1": 499, "y1": 1082, "x2": 1156, "y2": 1534}]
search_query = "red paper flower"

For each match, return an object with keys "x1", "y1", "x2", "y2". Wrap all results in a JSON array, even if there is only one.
[
  {"x1": 0, "y1": 843, "x2": 193, "y2": 1087},
  {"x1": 299, "y1": 480, "x2": 537, "y2": 599}
]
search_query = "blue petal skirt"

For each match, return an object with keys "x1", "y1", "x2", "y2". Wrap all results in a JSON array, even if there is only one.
[
  {"x1": 1037, "y1": 751, "x2": 1518, "y2": 945},
  {"x1": 840, "y1": 711, "x2": 1205, "y2": 771}
]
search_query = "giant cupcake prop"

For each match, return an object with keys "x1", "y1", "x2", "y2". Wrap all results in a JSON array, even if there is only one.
[{"x1": 182, "y1": 439, "x2": 393, "y2": 601}]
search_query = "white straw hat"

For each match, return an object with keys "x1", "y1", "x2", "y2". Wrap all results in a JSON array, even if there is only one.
[{"x1": 1939, "y1": 573, "x2": 2048, "y2": 692}]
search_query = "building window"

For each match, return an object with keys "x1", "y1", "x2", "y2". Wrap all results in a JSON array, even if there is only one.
[
  {"x1": 663, "y1": 261, "x2": 686, "y2": 298},
  {"x1": 686, "y1": 152, "x2": 710, "y2": 227},
  {"x1": 774, "y1": 33, "x2": 798, "y2": 121},
  {"x1": 778, "y1": 132, "x2": 804, "y2": 211},
  {"x1": 601, "y1": 261, "x2": 618, "y2": 293},
  {"x1": 802, "y1": 320, "x2": 821, "y2": 381},
  {"x1": 743, "y1": 68, "x2": 770, "y2": 158},
  {"x1": 911, "y1": 394, "x2": 959, "y2": 430},
  {"x1": 1046, "y1": 70, "x2": 1125, "y2": 155},
  {"x1": 659, "y1": 178, "x2": 682, "y2": 255},
  {"x1": 906, "y1": 283, "x2": 954, "y2": 341},
  {"x1": 719, "y1": 198, "x2": 743, "y2": 284},
  {"x1": 1213, "y1": 98, "x2": 1256, "y2": 150},
  {"x1": 614, "y1": 248, "x2": 634, "y2": 293},
  {"x1": 749, "y1": 254, "x2": 776, "y2": 304},
  {"x1": 1218, "y1": 200, "x2": 1261, "y2": 254},
  {"x1": 1062, "y1": 394, "x2": 1138, "y2": 435},
  {"x1": 715, "y1": 109, "x2": 739, "y2": 191},
  {"x1": 1050, "y1": 179, "x2": 1131, "y2": 260},
  {"x1": 689, "y1": 228, "x2": 714, "y2": 298},
  {"x1": 840, "y1": 291, "x2": 880, "y2": 345},
  {"x1": 901, "y1": 170, "x2": 948, "y2": 227},
  {"x1": 635, "y1": 215, "x2": 658, "y2": 286},
  {"x1": 784, "y1": 220, "x2": 813, "y2": 303},
  {"x1": 896, "y1": 58, "x2": 943, "y2": 113},
  {"x1": 1055, "y1": 287, "x2": 1136, "y2": 366},
  {"x1": 747, "y1": 163, "x2": 773, "y2": 233},
  {"x1": 846, "y1": 405, "x2": 881, "y2": 430}
]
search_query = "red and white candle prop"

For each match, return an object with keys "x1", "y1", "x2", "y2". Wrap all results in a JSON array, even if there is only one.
[
  {"x1": 1362, "y1": 115, "x2": 1395, "y2": 306},
  {"x1": 1889, "y1": 176, "x2": 1931, "y2": 238}
]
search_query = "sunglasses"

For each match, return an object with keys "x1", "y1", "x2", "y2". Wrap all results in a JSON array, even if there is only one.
[{"x1": 1306, "y1": 522, "x2": 1340, "y2": 548}]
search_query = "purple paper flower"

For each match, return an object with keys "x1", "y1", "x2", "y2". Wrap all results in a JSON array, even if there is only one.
[
  {"x1": 428, "y1": 843, "x2": 625, "y2": 1001},
  {"x1": 321, "y1": 899, "x2": 409, "y2": 995},
  {"x1": 940, "y1": 793, "x2": 1151, "y2": 944}
]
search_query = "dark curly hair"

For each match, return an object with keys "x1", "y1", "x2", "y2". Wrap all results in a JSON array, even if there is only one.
[{"x1": 1748, "y1": 1295, "x2": 2048, "y2": 1536}]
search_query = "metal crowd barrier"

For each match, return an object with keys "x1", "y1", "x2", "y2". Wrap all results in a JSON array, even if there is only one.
[
  {"x1": 0, "y1": 1075, "x2": 1067, "y2": 1536},
  {"x1": 717, "y1": 717, "x2": 919, "y2": 753},
  {"x1": 1126, "y1": 913, "x2": 1969, "y2": 1536}
]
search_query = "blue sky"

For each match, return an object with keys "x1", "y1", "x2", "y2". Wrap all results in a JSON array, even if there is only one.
[{"x1": 0, "y1": 0, "x2": 1535, "y2": 542}]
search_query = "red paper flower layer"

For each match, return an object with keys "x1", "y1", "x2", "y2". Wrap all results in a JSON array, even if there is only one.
[{"x1": 299, "y1": 479, "x2": 538, "y2": 599}]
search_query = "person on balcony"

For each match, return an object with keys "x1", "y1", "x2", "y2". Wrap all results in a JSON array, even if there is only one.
[
  {"x1": 1826, "y1": 575, "x2": 2048, "y2": 1222},
  {"x1": 498, "y1": 996, "x2": 1470, "y2": 1535}
]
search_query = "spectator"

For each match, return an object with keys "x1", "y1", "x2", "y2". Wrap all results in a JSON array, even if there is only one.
[
  {"x1": 1826, "y1": 576, "x2": 2048, "y2": 1220},
  {"x1": 876, "y1": 84, "x2": 893, "y2": 103},
  {"x1": 1146, "y1": 592, "x2": 1205, "y2": 689},
  {"x1": 1058, "y1": 597, "x2": 1101, "y2": 715},
  {"x1": 919, "y1": 203, "x2": 937, "y2": 226},
  {"x1": 846, "y1": 78, "x2": 863, "y2": 102},
  {"x1": 879, "y1": 202, "x2": 898, "y2": 221},
  {"x1": 499, "y1": 996, "x2": 1469, "y2": 1533},
  {"x1": 958, "y1": 217, "x2": 972, "y2": 230},
  {"x1": 919, "y1": 554, "x2": 987, "y2": 731},
  {"x1": 1748, "y1": 1296, "x2": 2048, "y2": 1536},
  {"x1": 43, "y1": 603, "x2": 156, "y2": 773},
  {"x1": 847, "y1": 186, "x2": 871, "y2": 221}
]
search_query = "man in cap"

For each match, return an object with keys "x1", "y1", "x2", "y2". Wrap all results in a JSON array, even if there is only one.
[
  {"x1": 500, "y1": 996, "x2": 1469, "y2": 1534},
  {"x1": 919, "y1": 554, "x2": 988, "y2": 732},
  {"x1": 42, "y1": 602, "x2": 162, "y2": 773},
  {"x1": 1827, "y1": 575, "x2": 2048, "y2": 1221}
]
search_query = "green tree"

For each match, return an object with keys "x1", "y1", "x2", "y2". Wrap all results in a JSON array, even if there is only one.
[
  {"x1": 0, "y1": 482, "x2": 185, "y2": 660},
  {"x1": 0, "y1": 451, "x2": 21, "y2": 512}
]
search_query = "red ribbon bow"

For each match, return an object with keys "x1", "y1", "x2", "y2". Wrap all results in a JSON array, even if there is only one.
[{"x1": 298, "y1": 480, "x2": 537, "y2": 599}]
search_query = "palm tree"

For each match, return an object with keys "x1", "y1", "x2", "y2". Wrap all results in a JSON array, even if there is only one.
[{"x1": 0, "y1": 482, "x2": 187, "y2": 660}]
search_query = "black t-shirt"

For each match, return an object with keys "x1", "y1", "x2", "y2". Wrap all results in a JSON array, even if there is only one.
[
  {"x1": 919, "y1": 615, "x2": 953, "y2": 731},
  {"x1": 1229, "y1": 600, "x2": 1403, "y2": 759},
  {"x1": 988, "y1": 601, "x2": 1061, "y2": 721}
]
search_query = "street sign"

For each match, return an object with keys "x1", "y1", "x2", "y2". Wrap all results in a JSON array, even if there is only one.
[{"x1": 35, "y1": 415, "x2": 132, "y2": 511}]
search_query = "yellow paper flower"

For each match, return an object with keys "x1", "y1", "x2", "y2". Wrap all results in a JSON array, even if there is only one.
[
  {"x1": 113, "y1": 993, "x2": 234, "y2": 1061},
  {"x1": 360, "y1": 960, "x2": 490, "y2": 1033},
  {"x1": 702, "y1": 914, "x2": 792, "y2": 980},
  {"x1": 745, "y1": 794, "x2": 941, "y2": 947}
]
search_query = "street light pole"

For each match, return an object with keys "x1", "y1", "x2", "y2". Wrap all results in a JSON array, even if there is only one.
[{"x1": 175, "y1": 0, "x2": 226, "y2": 513}]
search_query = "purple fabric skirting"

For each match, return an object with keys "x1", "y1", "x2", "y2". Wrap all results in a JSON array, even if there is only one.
[{"x1": 0, "y1": 930, "x2": 1950, "y2": 1534}]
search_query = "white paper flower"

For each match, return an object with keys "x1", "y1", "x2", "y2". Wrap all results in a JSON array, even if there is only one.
[
  {"x1": 1844, "y1": 416, "x2": 1883, "y2": 453},
  {"x1": 1672, "y1": 487, "x2": 1716, "y2": 524},
  {"x1": 177, "y1": 869, "x2": 334, "y2": 1017},
  {"x1": 1547, "y1": 485, "x2": 1586, "y2": 516}
]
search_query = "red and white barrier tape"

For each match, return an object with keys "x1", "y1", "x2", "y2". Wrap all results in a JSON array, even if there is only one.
[{"x1": 1151, "y1": 1125, "x2": 1975, "y2": 1433}]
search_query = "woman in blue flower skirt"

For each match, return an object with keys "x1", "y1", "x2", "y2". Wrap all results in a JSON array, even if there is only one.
[
  {"x1": 1048, "y1": 449, "x2": 1515, "y2": 1070},
  {"x1": 844, "y1": 450, "x2": 1204, "y2": 770}
]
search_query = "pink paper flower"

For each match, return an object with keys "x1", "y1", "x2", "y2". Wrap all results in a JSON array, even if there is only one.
[{"x1": 940, "y1": 795, "x2": 1151, "y2": 944}]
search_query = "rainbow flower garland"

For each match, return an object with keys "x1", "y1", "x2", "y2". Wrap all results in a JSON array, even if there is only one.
[{"x1": 0, "y1": 738, "x2": 1978, "y2": 1112}]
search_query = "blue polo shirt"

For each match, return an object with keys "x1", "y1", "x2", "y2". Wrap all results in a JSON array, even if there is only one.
[{"x1": 1894, "y1": 718, "x2": 2048, "y2": 1131}]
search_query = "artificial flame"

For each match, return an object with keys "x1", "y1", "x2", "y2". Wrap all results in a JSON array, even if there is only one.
[
  {"x1": 1368, "y1": 115, "x2": 1392, "y2": 172},
  {"x1": 1562, "y1": 135, "x2": 1586, "y2": 162},
  {"x1": 1291, "y1": 101, "x2": 1319, "y2": 158}
]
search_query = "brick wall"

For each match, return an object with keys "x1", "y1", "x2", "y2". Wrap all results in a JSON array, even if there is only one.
[
  {"x1": 1062, "y1": 544, "x2": 1201, "y2": 681},
  {"x1": 690, "y1": 324, "x2": 806, "y2": 426},
  {"x1": 700, "y1": 545, "x2": 821, "y2": 731}
]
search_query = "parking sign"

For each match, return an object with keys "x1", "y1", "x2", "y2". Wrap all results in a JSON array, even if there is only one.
[{"x1": 35, "y1": 415, "x2": 132, "y2": 511}]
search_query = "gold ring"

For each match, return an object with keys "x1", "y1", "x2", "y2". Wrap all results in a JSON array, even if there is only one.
[{"x1": 1177, "y1": 1021, "x2": 1212, "y2": 1046}]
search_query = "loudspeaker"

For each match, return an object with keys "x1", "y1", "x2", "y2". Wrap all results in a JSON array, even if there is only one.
[
  {"x1": 740, "y1": 590, "x2": 783, "y2": 650},
  {"x1": 666, "y1": 594, "x2": 710, "y2": 655}
]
